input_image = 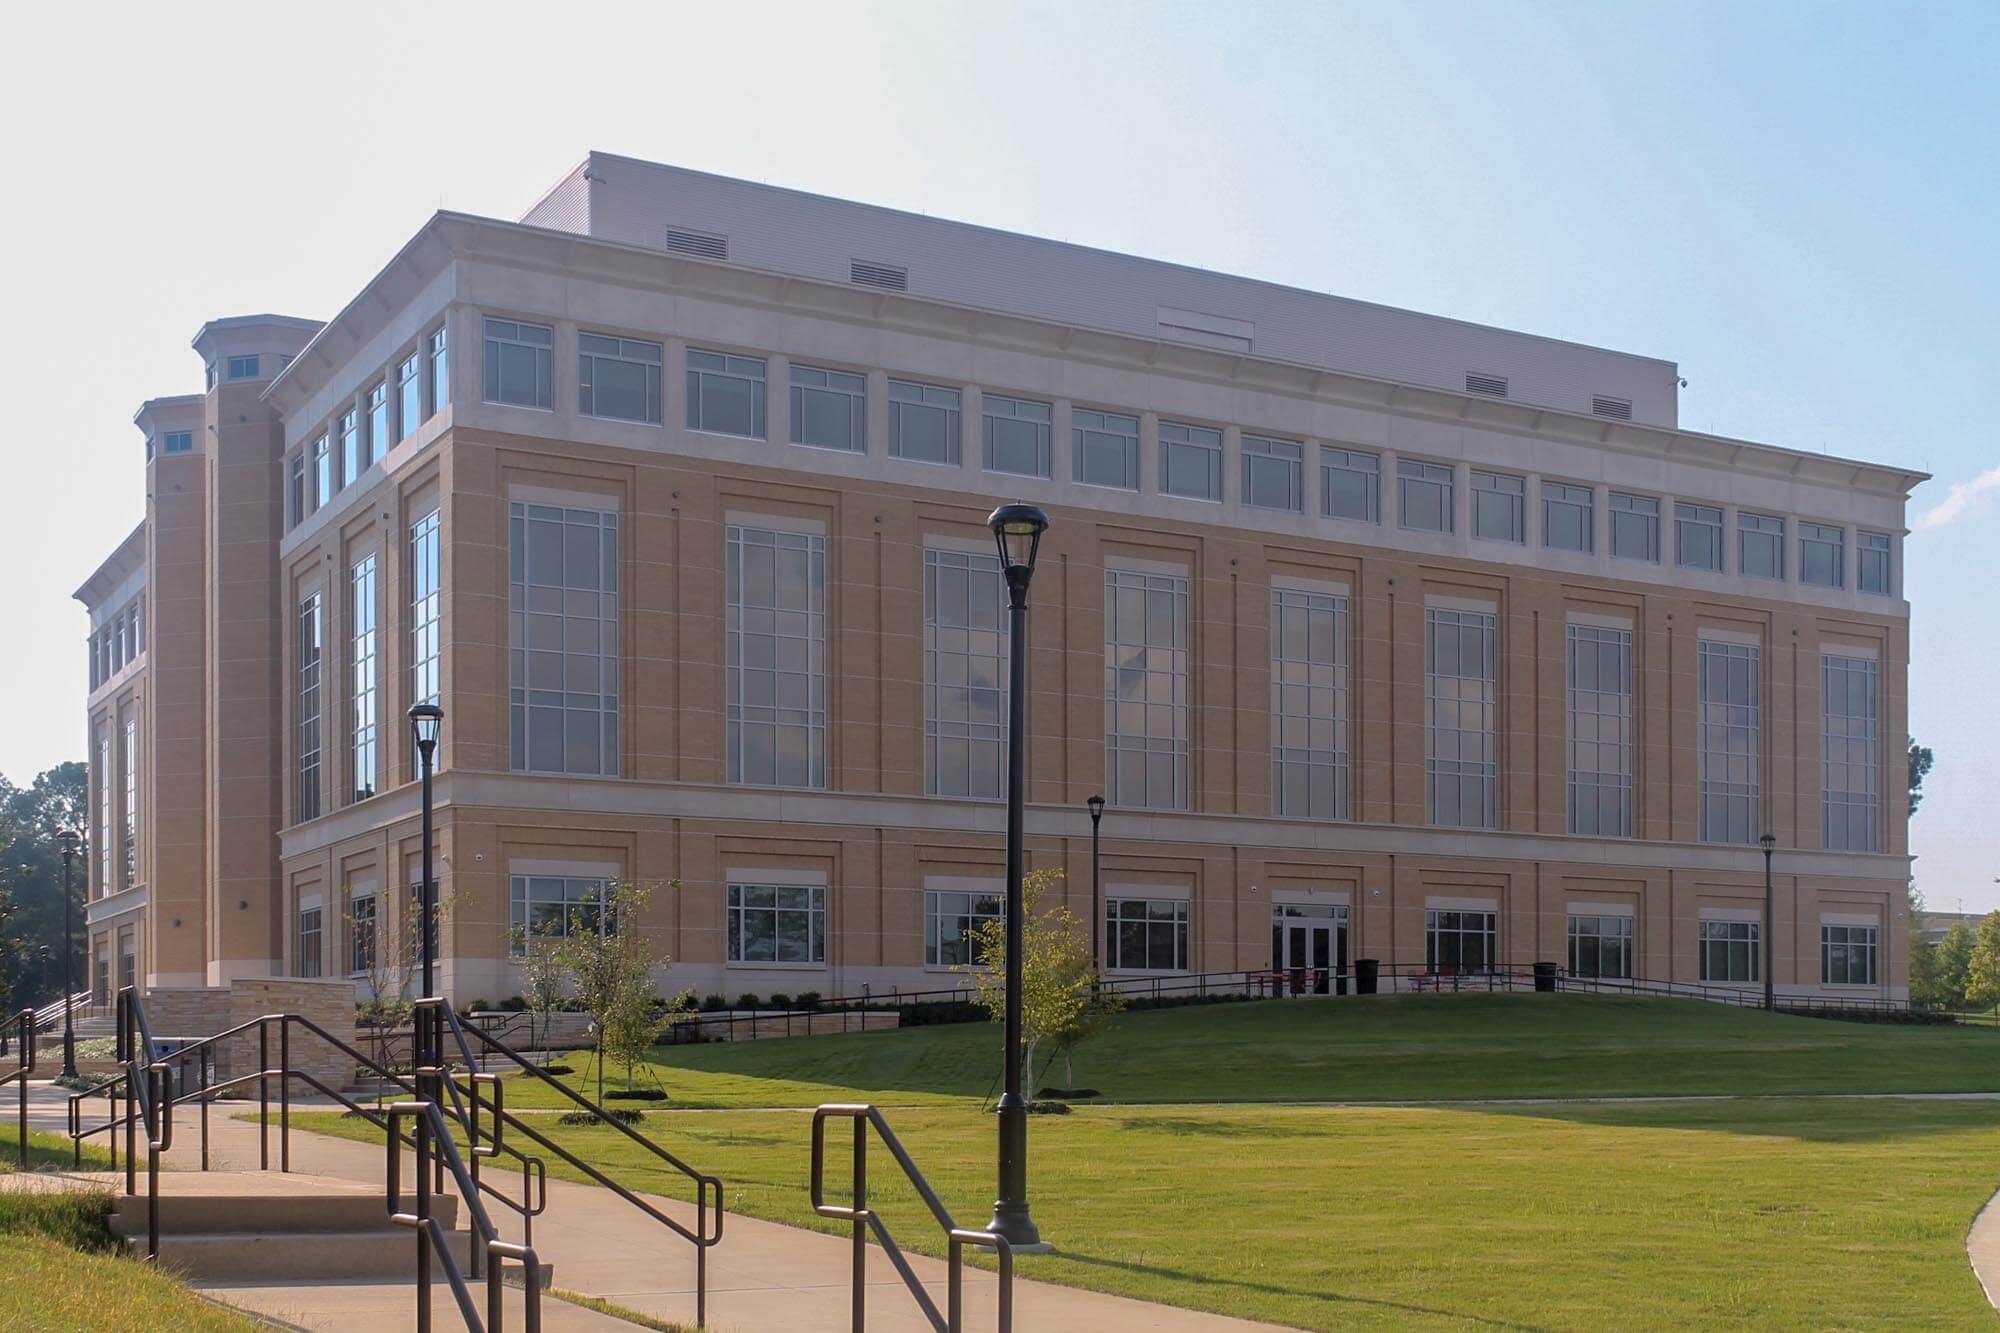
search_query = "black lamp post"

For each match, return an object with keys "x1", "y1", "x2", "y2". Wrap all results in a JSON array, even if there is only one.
[
  {"x1": 59, "y1": 831, "x2": 79, "y2": 1078},
  {"x1": 986, "y1": 502, "x2": 1048, "y2": 1251},
  {"x1": 1086, "y1": 795, "x2": 1105, "y2": 974},
  {"x1": 1760, "y1": 833, "x2": 1776, "y2": 1011},
  {"x1": 408, "y1": 703, "x2": 443, "y2": 1006}
]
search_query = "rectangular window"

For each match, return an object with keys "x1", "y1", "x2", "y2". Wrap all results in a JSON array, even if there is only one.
[
  {"x1": 1426, "y1": 910, "x2": 1497, "y2": 973},
  {"x1": 1471, "y1": 470, "x2": 1526, "y2": 543},
  {"x1": 1270, "y1": 587, "x2": 1349, "y2": 820},
  {"x1": 483, "y1": 318, "x2": 554, "y2": 409},
  {"x1": 789, "y1": 364, "x2": 865, "y2": 452},
  {"x1": 366, "y1": 381, "x2": 390, "y2": 465},
  {"x1": 1321, "y1": 448, "x2": 1380, "y2": 523},
  {"x1": 1159, "y1": 422, "x2": 1222, "y2": 501},
  {"x1": 289, "y1": 454, "x2": 306, "y2": 526},
  {"x1": 410, "y1": 509, "x2": 442, "y2": 711},
  {"x1": 1105, "y1": 898, "x2": 1188, "y2": 972},
  {"x1": 122, "y1": 711, "x2": 137, "y2": 886},
  {"x1": 1105, "y1": 568, "x2": 1190, "y2": 810},
  {"x1": 509, "y1": 503, "x2": 620, "y2": 776},
  {"x1": 350, "y1": 555, "x2": 378, "y2": 801},
  {"x1": 1676, "y1": 503, "x2": 1724, "y2": 572},
  {"x1": 1242, "y1": 435, "x2": 1303, "y2": 512},
  {"x1": 1821, "y1": 924, "x2": 1879, "y2": 986},
  {"x1": 97, "y1": 728, "x2": 112, "y2": 892},
  {"x1": 1610, "y1": 492, "x2": 1660, "y2": 563},
  {"x1": 1857, "y1": 531, "x2": 1892, "y2": 595},
  {"x1": 1821, "y1": 654, "x2": 1878, "y2": 851},
  {"x1": 1800, "y1": 522, "x2": 1845, "y2": 588},
  {"x1": 312, "y1": 435, "x2": 332, "y2": 511},
  {"x1": 1699, "y1": 920, "x2": 1760, "y2": 983},
  {"x1": 726, "y1": 526, "x2": 826, "y2": 788},
  {"x1": 428, "y1": 326, "x2": 450, "y2": 415},
  {"x1": 924, "y1": 548, "x2": 1007, "y2": 799},
  {"x1": 162, "y1": 430, "x2": 193, "y2": 454},
  {"x1": 726, "y1": 884, "x2": 826, "y2": 964},
  {"x1": 1399, "y1": 460, "x2": 1455, "y2": 533},
  {"x1": 296, "y1": 592, "x2": 322, "y2": 823},
  {"x1": 579, "y1": 333, "x2": 664, "y2": 424},
  {"x1": 398, "y1": 353, "x2": 423, "y2": 440},
  {"x1": 348, "y1": 894, "x2": 376, "y2": 974},
  {"x1": 1698, "y1": 639, "x2": 1761, "y2": 844},
  {"x1": 1426, "y1": 608, "x2": 1497, "y2": 829},
  {"x1": 510, "y1": 876, "x2": 610, "y2": 949},
  {"x1": 340, "y1": 408, "x2": 362, "y2": 487},
  {"x1": 295, "y1": 907, "x2": 323, "y2": 978},
  {"x1": 925, "y1": 890, "x2": 1003, "y2": 967},
  {"x1": 982, "y1": 393, "x2": 1051, "y2": 478},
  {"x1": 1567, "y1": 914, "x2": 1633, "y2": 979},
  {"x1": 1739, "y1": 512, "x2": 1785, "y2": 580},
  {"x1": 1073, "y1": 409, "x2": 1139, "y2": 490},
  {"x1": 226, "y1": 354, "x2": 259, "y2": 381},
  {"x1": 686, "y1": 348, "x2": 766, "y2": 437},
  {"x1": 888, "y1": 380, "x2": 960, "y2": 465},
  {"x1": 1567, "y1": 623, "x2": 1632, "y2": 837},
  {"x1": 1543, "y1": 482, "x2": 1593, "y2": 553}
]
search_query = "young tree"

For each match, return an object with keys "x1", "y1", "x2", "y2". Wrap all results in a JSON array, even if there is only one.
[
  {"x1": 515, "y1": 931, "x2": 570, "y2": 1051},
  {"x1": 1966, "y1": 913, "x2": 2000, "y2": 1019},
  {"x1": 960, "y1": 869, "x2": 1122, "y2": 1100},
  {"x1": 556, "y1": 880, "x2": 685, "y2": 1100},
  {"x1": 1908, "y1": 740, "x2": 1935, "y2": 816},
  {"x1": 1936, "y1": 921, "x2": 1976, "y2": 1013}
]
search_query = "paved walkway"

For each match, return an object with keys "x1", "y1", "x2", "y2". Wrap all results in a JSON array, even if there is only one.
[{"x1": 23, "y1": 1083, "x2": 1281, "y2": 1332}]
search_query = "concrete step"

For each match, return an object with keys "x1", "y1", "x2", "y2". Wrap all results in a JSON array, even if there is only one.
[
  {"x1": 111, "y1": 1189, "x2": 459, "y2": 1236},
  {"x1": 134, "y1": 1226, "x2": 476, "y2": 1280}
]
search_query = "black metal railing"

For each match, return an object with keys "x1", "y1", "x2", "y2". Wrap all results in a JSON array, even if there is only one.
[
  {"x1": 2, "y1": 1010, "x2": 36, "y2": 1168},
  {"x1": 811, "y1": 1103, "x2": 1011, "y2": 1333}
]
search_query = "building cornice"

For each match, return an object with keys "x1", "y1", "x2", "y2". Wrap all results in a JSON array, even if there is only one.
[
  {"x1": 279, "y1": 770, "x2": 1915, "y2": 885},
  {"x1": 266, "y1": 212, "x2": 1928, "y2": 501},
  {"x1": 72, "y1": 522, "x2": 147, "y2": 607}
]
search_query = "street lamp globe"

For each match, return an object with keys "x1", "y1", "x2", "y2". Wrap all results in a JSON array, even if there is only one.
[
  {"x1": 987, "y1": 503, "x2": 1049, "y2": 577},
  {"x1": 408, "y1": 701, "x2": 443, "y2": 753}
]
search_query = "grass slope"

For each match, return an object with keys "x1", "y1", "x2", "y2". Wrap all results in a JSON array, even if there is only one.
[
  {"x1": 288, "y1": 1096, "x2": 2000, "y2": 1329},
  {"x1": 501, "y1": 993, "x2": 2000, "y2": 1109}
]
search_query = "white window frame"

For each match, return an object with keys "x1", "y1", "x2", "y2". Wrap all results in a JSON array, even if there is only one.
[
  {"x1": 1321, "y1": 448, "x2": 1380, "y2": 523},
  {"x1": 982, "y1": 393, "x2": 1052, "y2": 479},
  {"x1": 579, "y1": 332, "x2": 664, "y2": 425},
  {"x1": 1566, "y1": 913, "x2": 1633, "y2": 979},
  {"x1": 1425, "y1": 607, "x2": 1497, "y2": 829},
  {"x1": 350, "y1": 554, "x2": 378, "y2": 802},
  {"x1": 1159, "y1": 422, "x2": 1222, "y2": 501},
  {"x1": 510, "y1": 503, "x2": 620, "y2": 777},
  {"x1": 1471, "y1": 470, "x2": 1526, "y2": 544},
  {"x1": 1676, "y1": 503, "x2": 1724, "y2": 572},
  {"x1": 1104, "y1": 568, "x2": 1190, "y2": 811},
  {"x1": 1857, "y1": 531, "x2": 1893, "y2": 595},
  {"x1": 924, "y1": 547, "x2": 1007, "y2": 799},
  {"x1": 725, "y1": 883, "x2": 827, "y2": 966},
  {"x1": 398, "y1": 352, "x2": 423, "y2": 440},
  {"x1": 1821, "y1": 653, "x2": 1878, "y2": 852},
  {"x1": 1697, "y1": 638, "x2": 1761, "y2": 845},
  {"x1": 1738, "y1": 512, "x2": 1785, "y2": 581},
  {"x1": 410, "y1": 509, "x2": 442, "y2": 711},
  {"x1": 888, "y1": 379, "x2": 960, "y2": 465},
  {"x1": 1399, "y1": 460, "x2": 1455, "y2": 533},
  {"x1": 726, "y1": 525, "x2": 826, "y2": 788},
  {"x1": 1270, "y1": 587, "x2": 1349, "y2": 820},
  {"x1": 484, "y1": 318, "x2": 555, "y2": 410},
  {"x1": 789, "y1": 364, "x2": 865, "y2": 452},
  {"x1": 1566, "y1": 623, "x2": 1632, "y2": 837},
  {"x1": 924, "y1": 889, "x2": 1004, "y2": 968},
  {"x1": 1241, "y1": 434, "x2": 1303, "y2": 513},
  {"x1": 1610, "y1": 492, "x2": 1660, "y2": 563},
  {"x1": 1073, "y1": 408, "x2": 1139, "y2": 490},
  {"x1": 1104, "y1": 897, "x2": 1189, "y2": 972},
  {"x1": 510, "y1": 875, "x2": 612, "y2": 952},
  {"x1": 1820, "y1": 924, "x2": 1878, "y2": 986},
  {"x1": 1542, "y1": 482, "x2": 1592, "y2": 553},
  {"x1": 1425, "y1": 910, "x2": 1497, "y2": 973},
  {"x1": 296, "y1": 592, "x2": 322, "y2": 823},
  {"x1": 1800, "y1": 522, "x2": 1845, "y2": 589},
  {"x1": 1699, "y1": 919, "x2": 1760, "y2": 983}
]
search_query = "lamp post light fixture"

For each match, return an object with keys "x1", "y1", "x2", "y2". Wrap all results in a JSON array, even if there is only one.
[
  {"x1": 408, "y1": 703, "x2": 443, "y2": 1008},
  {"x1": 986, "y1": 502, "x2": 1049, "y2": 1252},
  {"x1": 1760, "y1": 833, "x2": 1776, "y2": 1012},
  {"x1": 1086, "y1": 795, "x2": 1105, "y2": 975},
  {"x1": 58, "y1": 830, "x2": 79, "y2": 1079}
]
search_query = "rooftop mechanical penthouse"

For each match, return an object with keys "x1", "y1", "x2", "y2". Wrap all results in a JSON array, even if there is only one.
[{"x1": 76, "y1": 152, "x2": 1923, "y2": 1008}]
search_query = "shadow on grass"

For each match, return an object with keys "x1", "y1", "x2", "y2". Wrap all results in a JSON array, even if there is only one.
[
  {"x1": 1052, "y1": 1250, "x2": 1547, "y2": 1331},
  {"x1": 1452, "y1": 1095, "x2": 2000, "y2": 1144}
]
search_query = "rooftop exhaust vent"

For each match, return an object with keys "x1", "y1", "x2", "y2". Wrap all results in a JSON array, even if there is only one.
[
  {"x1": 665, "y1": 227, "x2": 728, "y2": 261},
  {"x1": 850, "y1": 259, "x2": 908, "y2": 291},
  {"x1": 1465, "y1": 372, "x2": 1509, "y2": 398},
  {"x1": 1592, "y1": 395, "x2": 1633, "y2": 421}
]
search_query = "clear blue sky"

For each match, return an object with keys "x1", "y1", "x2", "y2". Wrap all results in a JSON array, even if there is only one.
[{"x1": 2, "y1": 1, "x2": 1991, "y2": 904}]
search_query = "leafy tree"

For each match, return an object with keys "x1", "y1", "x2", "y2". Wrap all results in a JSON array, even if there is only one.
[
  {"x1": 1966, "y1": 913, "x2": 2000, "y2": 1018},
  {"x1": 961, "y1": 869, "x2": 1122, "y2": 1100},
  {"x1": 556, "y1": 880, "x2": 686, "y2": 1100},
  {"x1": 515, "y1": 931, "x2": 570, "y2": 1051},
  {"x1": 1909, "y1": 740, "x2": 1934, "y2": 815},
  {"x1": 1934, "y1": 921, "x2": 1975, "y2": 1012},
  {"x1": 0, "y1": 763, "x2": 88, "y2": 1014}
]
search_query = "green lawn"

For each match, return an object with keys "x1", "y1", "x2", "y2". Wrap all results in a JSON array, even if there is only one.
[
  {"x1": 497, "y1": 993, "x2": 2000, "y2": 1108},
  {"x1": 270, "y1": 996, "x2": 2000, "y2": 1329}
]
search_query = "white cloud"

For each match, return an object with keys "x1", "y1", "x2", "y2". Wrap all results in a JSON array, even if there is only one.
[{"x1": 1914, "y1": 465, "x2": 2000, "y2": 532}]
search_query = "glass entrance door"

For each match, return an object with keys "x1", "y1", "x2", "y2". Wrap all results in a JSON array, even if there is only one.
[{"x1": 1281, "y1": 921, "x2": 1341, "y2": 994}]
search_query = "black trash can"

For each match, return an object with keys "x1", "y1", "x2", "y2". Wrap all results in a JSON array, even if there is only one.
[
  {"x1": 1533, "y1": 960, "x2": 1559, "y2": 993},
  {"x1": 1356, "y1": 958, "x2": 1380, "y2": 995}
]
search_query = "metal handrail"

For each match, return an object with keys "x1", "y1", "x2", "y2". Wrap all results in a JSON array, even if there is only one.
[
  {"x1": 388, "y1": 1094, "x2": 543, "y2": 1332},
  {"x1": 30, "y1": 989, "x2": 91, "y2": 1033},
  {"x1": 811, "y1": 1103, "x2": 1012, "y2": 1333},
  {"x1": 432, "y1": 1000, "x2": 723, "y2": 1327},
  {"x1": 1, "y1": 1010, "x2": 36, "y2": 1168}
]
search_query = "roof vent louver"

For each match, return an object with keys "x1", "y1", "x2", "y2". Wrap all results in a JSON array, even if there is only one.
[
  {"x1": 850, "y1": 259, "x2": 908, "y2": 291},
  {"x1": 1592, "y1": 395, "x2": 1633, "y2": 421},
  {"x1": 1465, "y1": 372, "x2": 1509, "y2": 398},
  {"x1": 664, "y1": 227, "x2": 728, "y2": 261}
]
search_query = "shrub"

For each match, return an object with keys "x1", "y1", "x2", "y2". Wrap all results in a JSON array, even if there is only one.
[
  {"x1": 700, "y1": 994, "x2": 728, "y2": 1012},
  {"x1": 465, "y1": 998, "x2": 492, "y2": 1015},
  {"x1": 558, "y1": 1107, "x2": 643, "y2": 1126},
  {"x1": 537, "y1": 1064, "x2": 574, "y2": 1077},
  {"x1": 606, "y1": 1088, "x2": 668, "y2": 1102},
  {"x1": 1028, "y1": 1100, "x2": 1072, "y2": 1115},
  {"x1": 734, "y1": 994, "x2": 761, "y2": 1010},
  {"x1": 768, "y1": 992, "x2": 792, "y2": 1010},
  {"x1": 498, "y1": 996, "x2": 529, "y2": 1013},
  {"x1": 794, "y1": 991, "x2": 822, "y2": 1011}
]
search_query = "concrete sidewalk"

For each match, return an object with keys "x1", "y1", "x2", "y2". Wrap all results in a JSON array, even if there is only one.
[{"x1": 24, "y1": 1082, "x2": 1281, "y2": 1332}]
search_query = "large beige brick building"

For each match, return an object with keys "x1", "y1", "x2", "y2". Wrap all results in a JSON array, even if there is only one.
[{"x1": 77, "y1": 152, "x2": 1922, "y2": 1008}]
